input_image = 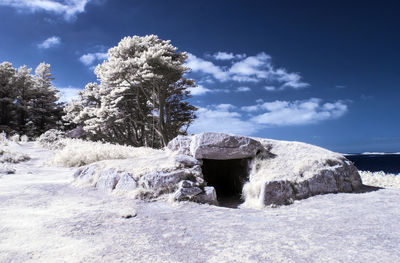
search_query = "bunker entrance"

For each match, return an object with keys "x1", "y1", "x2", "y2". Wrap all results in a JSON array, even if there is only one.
[{"x1": 202, "y1": 158, "x2": 250, "y2": 208}]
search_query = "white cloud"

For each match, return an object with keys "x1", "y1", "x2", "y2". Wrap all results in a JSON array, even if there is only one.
[
  {"x1": 186, "y1": 53, "x2": 230, "y2": 81},
  {"x1": 57, "y1": 86, "x2": 81, "y2": 102},
  {"x1": 229, "y1": 52, "x2": 271, "y2": 79},
  {"x1": 189, "y1": 105, "x2": 260, "y2": 136},
  {"x1": 186, "y1": 52, "x2": 309, "y2": 90},
  {"x1": 188, "y1": 85, "x2": 212, "y2": 96},
  {"x1": 264, "y1": 86, "x2": 276, "y2": 91},
  {"x1": 250, "y1": 98, "x2": 348, "y2": 126},
  {"x1": 79, "y1": 52, "x2": 108, "y2": 66},
  {"x1": 213, "y1": 52, "x2": 246, "y2": 60},
  {"x1": 38, "y1": 36, "x2": 61, "y2": 49},
  {"x1": 216, "y1": 103, "x2": 236, "y2": 111},
  {"x1": 241, "y1": 105, "x2": 260, "y2": 112},
  {"x1": 189, "y1": 98, "x2": 349, "y2": 135},
  {"x1": 0, "y1": 0, "x2": 93, "y2": 20},
  {"x1": 236, "y1": 86, "x2": 251, "y2": 92},
  {"x1": 274, "y1": 69, "x2": 309, "y2": 89}
]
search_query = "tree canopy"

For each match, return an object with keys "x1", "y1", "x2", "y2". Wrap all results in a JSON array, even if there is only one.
[
  {"x1": 0, "y1": 62, "x2": 63, "y2": 137},
  {"x1": 64, "y1": 35, "x2": 197, "y2": 148}
]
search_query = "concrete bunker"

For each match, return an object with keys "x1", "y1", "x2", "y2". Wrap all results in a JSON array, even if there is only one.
[{"x1": 201, "y1": 158, "x2": 251, "y2": 208}]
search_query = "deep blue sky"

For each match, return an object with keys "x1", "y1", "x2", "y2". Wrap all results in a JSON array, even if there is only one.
[{"x1": 1, "y1": 0, "x2": 399, "y2": 153}]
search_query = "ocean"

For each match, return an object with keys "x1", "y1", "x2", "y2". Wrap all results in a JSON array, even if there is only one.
[{"x1": 345, "y1": 154, "x2": 400, "y2": 174}]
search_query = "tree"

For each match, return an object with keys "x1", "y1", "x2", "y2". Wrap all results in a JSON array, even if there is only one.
[
  {"x1": 28, "y1": 63, "x2": 63, "y2": 136},
  {"x1": 0, "y1": 62, "x2": 18, "y2": 133},
  {"x1": 64, "y1": 35, "x2": 197, "y2": 147},
  {"x1": 14, "y1": 65, "x2": 36, "y2": 134},
  {"x1": 0, "y1": 61, "x2": 63, "y2": 137}
]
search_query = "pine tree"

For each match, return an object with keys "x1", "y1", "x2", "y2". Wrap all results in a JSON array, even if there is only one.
[
  {"x1": 0, "y1": 62, "x2": 18, "y2": 133},
  {"x1": 0, "y1": 61, "x2": 64, "y2": 137},
  {"x1": 28, "y1": 63, "x2": 63, "y2": 136},
  {"x1": 64, "y1": 35, "x2": 197, "y2": 147}
]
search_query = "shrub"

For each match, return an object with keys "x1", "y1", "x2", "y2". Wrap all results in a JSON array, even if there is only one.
[
  {"x1": 36, "y1": 129, "x2": 66, "y2": 150},
  {"x1": 52, "y1": 138, "x2": 162, "y2": 167}
]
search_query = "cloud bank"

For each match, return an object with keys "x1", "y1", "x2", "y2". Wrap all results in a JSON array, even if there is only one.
[
  {"x1": 189, "y1": 99, "x2": 348, "y2": 135},
  {"x1": 186, "y1": 52, "x2": 309, "y2": 90}
]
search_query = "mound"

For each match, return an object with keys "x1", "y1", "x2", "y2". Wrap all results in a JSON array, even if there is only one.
[{"x1": 73, "y1": 132, "x2": 362, "y2": 208}]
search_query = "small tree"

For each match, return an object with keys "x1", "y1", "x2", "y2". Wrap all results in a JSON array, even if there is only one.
[
  {"x1": 28, "y1": 63, "x2": 63, "y2": 136},
  {"x1": 65, "y1": 35, "x2": 197, "y2": 147}
]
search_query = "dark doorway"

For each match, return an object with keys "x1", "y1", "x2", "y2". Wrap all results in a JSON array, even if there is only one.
[{"x1": 201, "y1": 158, "x2": 250, "y2": 208}]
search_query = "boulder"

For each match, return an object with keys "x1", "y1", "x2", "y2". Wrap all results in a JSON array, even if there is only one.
[
  {"x1": 259, "y1": 163, "x2": 361, "y2": 206},
  {"x1": 193, "y1": 186, "x2": 218, "y2": 205},
  {"x1": 96, "y1": 169, "x2": 120, "y2": 192},
  {"x1": 174, "y1": 186, "x2": 203, "y2": 201},
  {"x1": 175, "y1": 154, "x2": 201, "y2": 168},
  {"x1": 167, "y1": 135, "x2": 192, "y2": 155},
  {"x1": 75, "y1": 164, "x2": 97, "y2": 185},
  {"x1": 138, "y1": 167, "x2": 204, "y2": 195},
  {"x1": 189, "y1": 132, "x2": 263, "y2": 160},
  {"x1": 115, "y1": 173, "x2": 137, "y2": 192},
  {"x1": 139, "y1": 170, "x2": 188, "y2": 190},
  {"x1": 259, "y1": 181, "x2": 294, "y2": 206},
  {"x1": 178, "y1": 180, "x2": 197, "y2": 188}
]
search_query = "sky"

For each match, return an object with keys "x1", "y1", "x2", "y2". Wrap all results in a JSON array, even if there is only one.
[{"x1": 0, "y1": 0, "x2": 399, "y2": 153}]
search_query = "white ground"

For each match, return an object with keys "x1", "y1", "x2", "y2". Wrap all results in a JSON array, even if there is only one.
[{"x1": 1, "y1": 143, "x2": 400, "y2": 263}]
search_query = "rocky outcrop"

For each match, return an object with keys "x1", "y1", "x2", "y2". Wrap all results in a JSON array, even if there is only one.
[
  {"x1": 73, "y1": 132, "x2": 363, "y2": 208},
  {"x1": 73, "y1": 151, "x2": 218, "y2": 205},
  {"x1": 242, "y1": 138, "x2": 362, "y2": 207}
]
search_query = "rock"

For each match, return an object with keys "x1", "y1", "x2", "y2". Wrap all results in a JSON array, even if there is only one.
[
  {"x1": 189, "y1": 132, "x2": 263, "y2": 160},
  {"x1": 71, "y1": 132, "x2": 363, "y2": 208},
  {"x1": 258, "y1": 161, "x2": 362, "y2": 206},
  {"x1": 139, "y1": 167, "x2": 204, "y2": 192},
  {"x1": 139, "y1": 170, "x2": 188, "y2": 190},
  {"x1": 117, "y1": 208, "x2": 137, "y2": 219},
  {"x1": 175, "y1": 154, "x2": 201, "y2": 167},
  {"x1": 178, "y1": 180, "x2": 197, "y2": 188},
  {"x1": 115, "y1": 173, "x2": 137, "y2": 192},
  {"x1": 167, "y1": 135, "x2": 192, "y2": 155},
  {"x1": 75, "y1": 164, "x2": 97, "y2": 184},
  {"x1": 96, "y1": 169, "x2": 120, "y2": 192},
  {"x1": 73, "y1": 167, "x2": 84, "y2": 178},
  {"x1": 174, "y1": 186, "x2": 202, "y2": 201},
  {"x1": 193, "y1": 186, "x2": 218, "y2": 205},
  {"x1": 0, "y1": 166, "x2": 15, "y2": 174},
  {"x1": 307, "y1": 171, "x2": 338, "y2": 194},
  {"x1": 260, "y1": 181, "x2": 294, "y2": 206},
  {"x1": 188, "y1": 165, "x2": 203, "y2": 178}
]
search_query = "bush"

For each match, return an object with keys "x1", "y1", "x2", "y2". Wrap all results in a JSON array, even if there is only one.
[
  {"x1": 359, "y1": 170, "x2": 400, "y2": 189},
  {"x1": 0, "y1": 149, "x2": 30, "y2": 163},
  {"x1": 36, "y1": 129, "x2": 66, "y2": 150},
  {"x1": 52, "y1": 139, "x2": 162, "y2": 167}
]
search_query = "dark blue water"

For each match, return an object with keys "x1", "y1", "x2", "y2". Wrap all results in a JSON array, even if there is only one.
[{"x1": 346, "y1": 154, "x2": 400, "y2": 174}]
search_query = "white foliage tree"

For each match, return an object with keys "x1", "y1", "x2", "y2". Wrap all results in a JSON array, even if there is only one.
[{"x1": 64, "y1": 35, "x2": 197, "y2": 147}]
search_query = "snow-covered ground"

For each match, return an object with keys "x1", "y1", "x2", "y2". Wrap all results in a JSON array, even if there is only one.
[{"x1": 1, "y1": 142, "x2": 400, "y2": 262}]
